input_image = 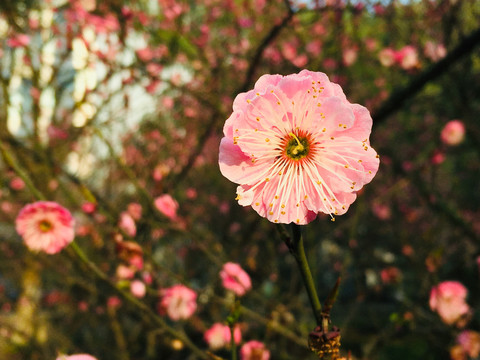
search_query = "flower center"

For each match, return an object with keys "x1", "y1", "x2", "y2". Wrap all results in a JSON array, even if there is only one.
[
  {"x1": 38, "y1": 219, "x2": 53, "y2": 232},
  {"x1": 285, "y1": 132, "x2": 309, "y2": 160}
]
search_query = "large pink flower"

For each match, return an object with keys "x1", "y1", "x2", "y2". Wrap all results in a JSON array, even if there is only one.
[
  {"x1": 16, "y1": 201, "x2": 75, "y2": 254},
  {"x1": 220, "y1": 262, "x2": 252, "y2": 296},
  {"x1": 219, "y1": 70, "x2": 379, "y2": 224},
  {"x1": 159, "y1": 284, "x2": 197, "y2": 321},
  {"x1": 429, "y1": 281, "x2": 470, "y2": 325}
]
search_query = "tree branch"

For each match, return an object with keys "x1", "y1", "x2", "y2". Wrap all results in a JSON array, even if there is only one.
[{"x1": 372, "y1": 26, "x2": 480, "y2": 124}]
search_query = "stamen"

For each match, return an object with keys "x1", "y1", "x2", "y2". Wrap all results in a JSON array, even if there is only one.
[{"x1": 288, "y1": 132, "x2": 305, "y2": 155}]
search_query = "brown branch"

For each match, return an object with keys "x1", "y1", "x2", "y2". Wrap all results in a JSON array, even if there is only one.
[
  {"x1": 238, "y1": 4, "x2": 295, "y2": 94},
  {"x1": 372, "y1": 26, "x2": 480, "y2": 124}
]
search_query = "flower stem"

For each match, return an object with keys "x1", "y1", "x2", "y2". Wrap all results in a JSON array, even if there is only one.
[
  {"x1": 289, "y1": 224, "x2": 322, "y2": 326},
  {"x1": 229, "y1": 324, "x2": 237, "y2": 360}
]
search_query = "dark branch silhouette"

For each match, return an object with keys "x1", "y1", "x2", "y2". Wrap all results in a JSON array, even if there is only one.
[{"x1": 373, "y1": 26, "x2": 480, "y2": 124}]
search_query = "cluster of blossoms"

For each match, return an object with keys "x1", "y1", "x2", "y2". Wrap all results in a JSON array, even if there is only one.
[
  {"x1": 219, "y1": 70, "x2": 379, "y2": 224},
  {"x1": 378, "y1": 45, "x2": 419, "y2": 70}
]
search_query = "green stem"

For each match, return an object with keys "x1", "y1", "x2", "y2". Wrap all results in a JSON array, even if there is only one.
[
  {"x1": 229, "y1": 324, "x2": 237, "y2": 360},
  {"x1": 289, "y1": 224, "x2": 322, "y2": 326}
]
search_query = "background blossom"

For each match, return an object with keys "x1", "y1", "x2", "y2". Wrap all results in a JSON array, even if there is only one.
[
  {"x1": 159, "y1": 284, "x2": 197, "y2": 321},
  {"x1": 15, "y1": 201, "x2": 75, "y2": 254},
  {"x1": 429, "y1": 281, "x2": 470, "y2": 325},
  {"x1": 220, "y1": 262, "x2": 252, "y2": 296}
]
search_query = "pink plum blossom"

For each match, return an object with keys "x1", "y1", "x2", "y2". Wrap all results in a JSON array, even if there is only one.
[
  {"x1": 441, "y1": 120, "x2": 465, "y2": 146},
  {"x1": 16, "y1": 201, "x2": 75, "y2": 254},
  {"x1": 159, "y1": 284, "x2": 197, "y2": 321},
  {"x1": 378, "y1": 48, "x2": 396, "y2": 67},
  {"x1": 9, "y1": 177, "x2": 25, "y2": 191},
  {"x1": 397, "y1": 45, "x2": 419, "y2": 70},
  {"x1": 130, "y1": 280, "x2": 147, "y2": 298},
  {"x1": 342, "y1": 47, "x2": 358, "y2": 67},
  {"x1": 240, "y1": 340, "x2": 271, "y2": 360},
  {"x1": 220, "y1": 262, "x2": 252, "y2": 296},
  {"x1": 81, "y1": 202, "x2": 96, "y2": 214},
  {"x1": 154, "y1": 194, "x2": 179, "y2": 220},
  {"x1": 219, "y1": 70, "x2": 379, "y2": 224},
  {"x1": 56, "y1": 355, "x2": 98, "y2": 360},
  {"x1": 204, "y1": 323, "x2": 242, "y2": 350},
  {"x1": 429, "y1": 281, "x2": 470, "y2": 325},
  {"x1": 116, "y1": 264, "x2": 135, "y2": 280},
  {"x1": 119, "y1": 212, "x2": 136, "y2": 237}
]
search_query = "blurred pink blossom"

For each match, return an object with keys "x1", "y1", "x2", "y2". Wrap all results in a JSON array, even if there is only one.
[
  {"x1": 127, "y1": 203, "x2": 142, "y2": 221},
  {"x1": 142, "y1": 271, "x2": 153, "y2": 285},
  {"x1": 220, "y1": 262, "x2": 252, "y2": 297},
  {"x1": 7, "y1": 34, "x2": 30, "y2": 48},
  {"x1": 81, "y1": 202, "x2": 96, "y2": 214},
  {"x1": 204, "y1": 323, "x2": 241, "y2": 350},
  {"x1": 429, "y1": 281, "x2": 470, "y2": 325},
  {"x1": 397, "y1": 45, "x2": 419, "y2": 70},
  {"x1": 56, "y1": 355, "x2": 98, "y2": 360},
  {"x1": 159, "y1": 284, "x2": 197, "y2": 321},
  {"x1": 130, "y1": 280, "x2": 147, "y2": 298},
  {"x1": 116, "y1": 264, "x2": 135, "y2": 280},
  {"x1": 16, "y1": 201, "x2": 75, "y2": 254},
  {"x1": 10, "y1": 177, "x2": 25, "y2": 191},
  {"x1": 343, "y1": 47, "x2": 358, "y2": 66},
  {"x1": 185, "y1": 188, "x2": 197, "y2": 199},
  {"x1": 47, "y1": 125, "x2": 69, "y2": 141},
  {"x1": 107, "y1": 296, "x2": 122, "y2": 309},
  {"x1": 441, "y1": 120, "x2": 465, "y2": 146},
  {"x1": 431, "y1": 150, "x2": 445, "y2": 165},
  {"x1": 424, "y1": 41, "x2": 446, "y2": 61},
  {"x1": 380, "y1": 266, "x2": 401, "y2": 284},
  {"x1": 306, "y1": 40, "x2": 322, "y2": 56},
  {"x1": 119, "y1": 212, "x2": 136, "y2": 237},
  {"x1": 240, "y1": 340, "x2": 270, "y2": 360},
  {"x1": 371, "y1": 202, "x2": 391, "y2": 220},
  {"x1": 378, "y1": 48, "x2": 396, "y2": 67},
  {"x1": 136, "y1": 48, "x2": 155, "y2": 62},
  {"x1": 154, "y1": 194, "x2": 179, "y2": 220}
]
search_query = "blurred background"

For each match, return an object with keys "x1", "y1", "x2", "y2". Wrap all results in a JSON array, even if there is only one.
[{"x1": 0, "y1": 0, "x2": 479, "y2": 359}]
